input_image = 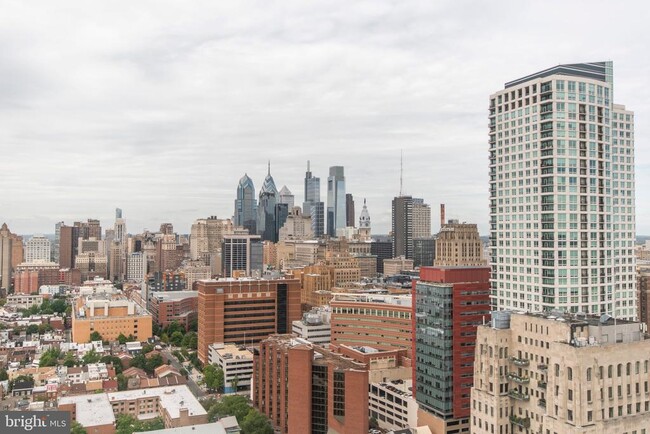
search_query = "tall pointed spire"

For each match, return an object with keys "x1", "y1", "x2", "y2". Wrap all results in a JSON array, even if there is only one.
[{"x1": 268, "y1": 160, "x2": 271, "y2": 176}]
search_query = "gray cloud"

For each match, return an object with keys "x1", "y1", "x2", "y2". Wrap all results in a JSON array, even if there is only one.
[{"x1": 1, "y1": 0, "x2": 649, "y2": 236}]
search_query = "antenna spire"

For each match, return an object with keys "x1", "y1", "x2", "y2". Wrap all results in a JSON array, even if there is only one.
[
  {"x1": 399, "y1": 150, "x2": 403, "y2": 196},
  {"x1": 307, "y1": 160, "x2": 310, "y2": 172},
  {"x1": 268, "y1": 160, "x2": 271, "y2": 175}
]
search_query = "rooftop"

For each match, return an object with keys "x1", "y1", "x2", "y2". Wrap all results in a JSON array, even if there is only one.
[
  {"x1": 210, "y1": 343, "x2": 254, "y2": 360},
  {"x1": 108, "y1": 385, "x2": 206, "y2": 419},
  {"x1": 58, "y1": 393, "x2": 116, "y2": 427},
  {"x1": 505, "y1": 61, "x2": 610, "y2": 88},
  {"x1": 149, "y1": 291, "x2": 199, "y2": 301},
  {"x1": 140, "y1": 417, "x2": 239, "y2": 434},
  {"x1": 330, "y1": 293, "x2": 412, "y2": 306}
]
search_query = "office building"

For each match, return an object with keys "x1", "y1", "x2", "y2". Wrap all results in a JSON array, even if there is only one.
[
  {"x1": 371, "y1": 237, "x2": 393, "y2": 275},
  {"x1": 303, "y1": 161, "x2": 325, "y2": 238},
  {"x1": 149, "y1": 271, "x2": 186, "y2": 292},
  {"x1": 331, "y1": 293, "x2": 413, "y2": 357},
  {"x1": 59, "y1": 224, "x2": 79, "y2": 269},
  {"x1": 472, "y1": 311, "x2": 650, "y2": 434},
  {"x1": 392, "y1": 195, "x2": 413, "y2": 259},
  {"x1": 253, "y1": 335, "x2": 369, "y2": 434},
  {"x1": 383, "y1": 256, "x2": 414, "y2": 276},
  {"x1": 72, "y1": 293, "x2": 153, "y2": 343},
  {"x1": 196, "y1": 277, "x2": 302, "y2": 364},
  {"x1": 190, "y1": 216, "x2": 235, "y2": 266},
  {"x1": 25, "y1": 235, "x2": 51, "y2": 263},
  {"x1": 208, "y1": 343, "x2": 254, "y2": 393},
  {"x1": 257, "y1": 163, "x2": 279, "y2": 242},
  {"x1": 414, "y1": 267, "x2": 491, "y2": 433},
  {"x1": 637, "y1": 267, "x2": 650, "y2": 332},
  {"x1": 414, "y1": 237, "x2": 436, "y2": 268},
  {"x1": 126, "y1": 251, "x2": 147, "y2": 283},
  {"x1": 279, "y1": 185, "x2": 295, "y2": 209},
  {"x1": 327, "y1": 166, "x2": 346, "y2": 236},
  {"x1": 345, "y1": 193, "x2": 355, "y2": 227},
  {"x1": 435, "y1": 221, "x2": 486, "y2": 267},
  {"x1": 148, "y1": 290, "x2": 198, "y2": 330},
  {"x1": 291, "y1": 307, "x2": 332, "y2": 346},
  {"x1": 221, "y1": 234, "x2": 263, "y2": 278},
  {"x1": 412, "y1": 198, "x2": 432, "y2": 238},
  {"x1": 234, "y1": 174, "x2": 257, "y2": 235},
  {"x1": 279, "y1": 207, "x2": 313, "y2": 241},
  {"x1": 52, "y1": 221, "x2": 64, "y2": 263},
  {"x1": 0, "y1": 223, "x2": 14, "y2": 291},
  {"x1": 489, "y1": 61, "x2": 636, "y2": 318},
  {"x1": 274, "y1": 202, "x2": 289, "y2": 242}
]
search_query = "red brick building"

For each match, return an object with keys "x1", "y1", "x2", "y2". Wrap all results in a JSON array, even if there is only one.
[
  {"x1": 253, "y1": 335, "x2": 369, "y2": 434},
  {"x1": 197, "y1": 277, "x2": 302, "y2": 364},
  {"x1": 413, "y1": 266, "x2": 491, "y2": 432},
  {"x1": 147, "y1": 290, "x2": 198, "y2": 330}
]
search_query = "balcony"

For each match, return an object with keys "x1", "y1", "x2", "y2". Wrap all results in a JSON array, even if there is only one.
[
  {"x1": 508, "y1": 390, "x2": 530, "y2": 401},
  {"x1": 538, "y1": 398, "x2": 547, "y2": 408},
  {"x1": 538, "y1": 381, "x2": 547, "y2": 389},
  {"x1": 538, "y1": 363, "x2": 548, "y2": 371},
  {"x1": 510, "y1": 357, "x2": 530, "y2": 367},
  {"x1": 510, "y1": 415, "x2": 531, "y2": 428},
  {"x1": 506, "y1": 373, "x2": 530, "y2": 384}
]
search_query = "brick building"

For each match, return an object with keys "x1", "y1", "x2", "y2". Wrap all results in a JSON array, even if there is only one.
[
  {"x1": 147, "y1": 290, "x2": 198, "y2": 330},
  {"x1": 196, "y1": 277, "x2": 301, "y2": 364}
]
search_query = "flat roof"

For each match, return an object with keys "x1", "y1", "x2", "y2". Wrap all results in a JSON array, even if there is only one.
[
  {"x1": 211, "y1": 343, "x2": 254, "y2": 360},
  {"x1": 140, "y1": 417, "x2": 238, "y2": 434},
  {"x1": 505, "y1": 61, "x2": 610, "y2": 88},
  {"x1": 108, "y1": 385, "x2": 206, "y2": 419},
  {"x1": 58, "y1": 393, "x2": 115, "y2": 427},
  {"x1": 149, "y1": 291, "x2": 199, "y2": 301}
]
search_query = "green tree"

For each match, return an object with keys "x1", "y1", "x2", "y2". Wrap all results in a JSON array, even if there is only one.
[
  {"x1": 165, "y1": 321, "x2": 183, "y2": 336},
  {"x1": 63, "y1": 352, "x2": 76, "y2": 368},
  {"x1": 117, "y1": 373, "x2": 128, "y2": 391},
  {"x1": 0, "y1": 369, "x2": 8, "y2": 381},
  {"x1": 117, "y1": 333, "x2": 128, "y2": 345},
  {"x1": 26, "y1": 324, "x2": 40, "y2": 335},
  {"x1": 89, "y1": 331, "x2": 103, "y2": 342},
  {"x1": 208, "y1": 395, "x2": 250, "y2": 423},
  {"x1": 37, "y1": 323, "x2": 53, "y2": 334},
  {"x1": 70, "y1": 421, "x2": 87, "y2": 434},
  {"x1": 50, "y1": 299, "x2": 67, "y2": 314},
  {"x1": 231, "y1": 375, "x2": 240, "y2": 392},
  {"x1": 82, "y1": 348, "x2": 101, "y2": 364},
  {"x1": 39, "y1": 348, "x2": 61, "y2": 367},
  {"x1": 203, "y1": 364, "x2": 224, "y2": 393},
  {"x1": 129, "y1": 354, "x2": 147, "y2": 371},
  {"x1": 152, "y1": 322, "x2": 161, "y2": 336},
  {"x1": 241, "y1": 409, "x2": 273, "y2": 434},
  {"x1": 188, "y1": 318, "x2": 198, "y2": 332},
  {"x1": 116, "y1": 414, "x2": 163, "y2": 434},
  {"x1": 145, "y1": 354, "x2": 164, "y2": 375},
  {"x1": 142, "y1": 343, "x2": 154, "y2": 354},
  {"x1": 100, "y1": 355, "x2": 124, "y2": 374},
  {"x1": 170, "y1": 331, "x2": 184, "y2": 347}
]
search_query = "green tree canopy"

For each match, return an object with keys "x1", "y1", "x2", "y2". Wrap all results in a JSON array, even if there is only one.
[
  {"x1": 208, "y1": 395, "x2": 249, "y2": 422},
  {"x1": 0, "y1": 369, "x2": 8, "y2": 381},
  {"x1": 117, "y1": 333, "x2": 128, "y2": 345},
  {"x1": 70, "y1": 421, "x2": 87, "y2": 434},
  {"x1": 63, "y1": 352, "x2": 76, "y2": 368},
  {"x1": 82, "y1": 348, "x2": 101, "y2": 364},
  {"x1": 39, "y1": 348, "x2": 61, "y2": 367},
  {"x1": 89, "y1": 331, "x2": 103, "y2": 342},
  {"x1": 100, "y1": 355, "x2": 124, "y2": 374},
  {"x1": 240, "y1": 409, "x2": 273, "y2": 434},
  {"x1": 203, "y1": 364, "x2": 224, "y2": 393},
  {"x1": 115, "y1": 414, "x2": 164, "y2": 434}
]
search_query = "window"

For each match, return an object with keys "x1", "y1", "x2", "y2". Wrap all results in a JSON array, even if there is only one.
[{"x1": 586, "y1": 368, "x2": 592, "y2": 381}]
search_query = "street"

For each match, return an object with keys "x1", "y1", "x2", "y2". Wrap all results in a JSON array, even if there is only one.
[{"x1": 162, "y1": 349, "x2": 205, "y2": 398}]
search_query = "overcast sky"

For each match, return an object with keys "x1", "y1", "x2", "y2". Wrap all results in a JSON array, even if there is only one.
[{"x1": 1, "y1": 0, "x2": 649, "y2": 236}]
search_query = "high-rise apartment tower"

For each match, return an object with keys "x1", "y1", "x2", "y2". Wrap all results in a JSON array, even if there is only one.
[{"x1": 489, "y1": 62, "x2": 635, "y2": 318}]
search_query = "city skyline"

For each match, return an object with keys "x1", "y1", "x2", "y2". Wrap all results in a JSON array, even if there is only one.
[{"x1": 1, "y1": 2, "x2": 649, "y2": 236}]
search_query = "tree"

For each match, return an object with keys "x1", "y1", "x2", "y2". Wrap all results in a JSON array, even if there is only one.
[
  {"x1": 89, "y1": 331, "x2": 103, "y2": 342},
  {"x1": 240, "y1": 409, "x2": 273, "y2": 434},
  {"x1": 130, "y1": 354, "x2": 147, "y2": 371},
  {"x1": 100, "y1": 355, "x2": 124, "y2": 374},
  {"x1": 165, "y1": 321, "x2": 183, "y2": 336},
  {"x1": 160, "y1": 332, "x2": 169, "y2": 344},
  {"x1": 26, "y1": 324, "x2": 40, "y2": 335},
  {"x1": 82, "y1": 348, "x2": 101, "y2": 364},
  {"x1": 142, "y1": 343, "x2": 154, "y2": 354},
  {"x1": 37, "y1": 323, "x2": 53, "y2": 334},
  {"x1": 231, "y1": 375, "x2": 240, "y2": 392},
  {"x1": 63, "y1": 352, "x2": 76, "y2": 368},
  {"x1": 50, "y1": 299, "x2": 67, "y2": 314},
  {"x1": 70, "y1": 421, "x2": 87, "y2": 434},
  {"x1": 117, "y1": 373, "x2": 128, "y2": 391},
  {"x1": 9, "y1": 375, "x2": 34, "y2": 392},
  {"x1": 203, "y1": 364, "x2": 224, "y2": 393},
  {"x1": 0, "y1": 369, "x2": 8, "y2": 381},
  {"x1": 208, "y1": 395, "x2": 250, "y2": 423},
  {"x1": 188, "y1": 318, "x2": 198, "y2": 332},
  {"x1": 116, "y1": 414, "x2": 163, "y2": 434},
  {"x1": 117, "y1": 333, "x2": 128, "y2": 345},
  {"x1": 145, "y1": 354, "x2": 164, "y2": 375},
  {"x1": 170, "y1": 331, "x2": 184, "y2": 347},
  {"x1": 39, "y1": 348, "x2": 61, "y2": 367}
]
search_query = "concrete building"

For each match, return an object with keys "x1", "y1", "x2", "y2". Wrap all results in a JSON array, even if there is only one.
[
  {"x1": 25, "y1": 235, "x2": 51, "y2": 263},
  {"x1": 258, "y1": 164, "x2": 279, "y2": 242},
  {"x1": 331, "y1": 293, "x2": 413, "y2": 357},
  {"x1": 178, "y1": 262, "x2": 211, "y2": 290},
  {"x1": 414, "y1": 237, "x2": 436, "y2": 268},
  {"x1": 221, "y1": 234, "x2": 263, "y2": 278},
  {"x1": 637, "y1": 267, "x2": 650, "y2": 331},
  {"x1": 327, "y1": 166, "x2": 346, "y2": 236},
  {"x1": 384, "y1": 256, "x2": 414, "y2": 276},
  {"x1": 253, "y1": 335, "x2": 369, "y2": 434},
  {"x1": 292, "y1": 307, "x2": 331, "y2": 346},
  {"x1": 414, "y1": 267, "x2": 491, "y2": 434},
  {"x1": 371, "y1": 237, "x2": 393, "y2": 275},
  {"x1": 279, "y1": 185, "x2": 295, "y2": 210},
  {"x1": 471, "y1": 311, "x2": 650, "y2": 434},
  {"x1": 303, "y1": 161, "x2": 325, "y2": 238},
  {"x1": 435, "y1": 221, "x2": 486, "y2": 267},
  {"x1": 72, "y1": 294, "x2": 153, "y2": 343},
  {"x1": 489, "y1": 62, "x2": 636, "y2": 318},
  {"x1": 208, "y1": 343, "x2": 254, "y2": 393},
  {"x1": 6, "y1": 294, "x2": 44, "y2": 310},
  {"x1": 58, "y1": 385, "x2": 207, "y2": 434},
  {"x1": 148, "y1": 290, "x2": 198, "y2": 331},
  {"x1": 0, "y1": 223, "x2": 14, "y2": 292},
  {"x1": 190, "y1": 216, "x2": 235, "y2": 265},
  {"x1": 196, "y1": 277, "x2": 302, "y2": 364},
  {"x1": 278, "y1": 207, "x2": 314, "y2": 241},
  {"x1": 392, "y1": 196, "x2": 414, "y2": 260},
  {"x1": 369, "y1": 379, "x2": 419, "y2": 431},
  {"x1": 126, "y1": 251, "x2": 147, "y2": 283},
  {"x1": 412, "y1": 198, "x2": 431, "y2": 239}
]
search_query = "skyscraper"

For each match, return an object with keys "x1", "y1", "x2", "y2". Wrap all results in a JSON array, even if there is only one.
[
  {"x1": 392, "y1": 195, "x2": 413, "y2": 259},
  {"x1": 25, "y1": 235, "x2": 51, "y2": 263},
  {"x1": 234, "y1": 173, "x2": 257, "y2": 235},
  {"x1": 278, "y1": 185, "x2": 294, "y2": 209},
  {"x1": 489, "y1": 62, "x2": 635, "y2": 318},
  {"x1": 303, "y1": 161, "x2": 324, "y2": 238},
  {"x1": 0, "y1": 224, "x2": 13, "y2": 292},
  {"x1": 345, "y1": 193, "x2": 355, "y2": 227},
  {"x1": 257, "y1": 163, "x2": 279, "y2": 242},
  {"x1": 327, "y1": 166, "x2": 346, "y2": 236},
  {"x1": 221, "y1": 234, "x2": 263, "y2": 278},
  {"x1": 412, "y1": 198, "x2": 431, "y2": 238}
]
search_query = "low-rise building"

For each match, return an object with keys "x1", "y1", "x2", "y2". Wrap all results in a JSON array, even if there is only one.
[
  {"x1": 291, "y1": 307, "x2": 331, "y2": 346},
  {"x1": 5, "y1": 294, "x2": 44, "y2": 310},
  {"x1": 147, "y1": 290, "x2": 198, "y2": 331},
  {"x1": 370, "y1": 379, "x2": 419, "y2": 430},
  {"x1": 208, "y1": 343, "x2": 254, "y2": 393}
]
